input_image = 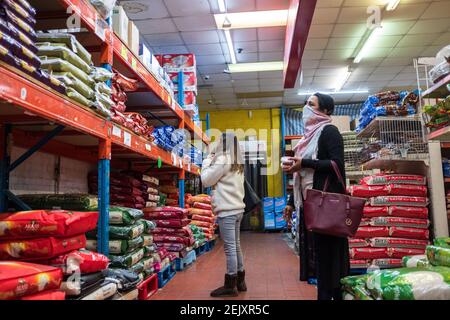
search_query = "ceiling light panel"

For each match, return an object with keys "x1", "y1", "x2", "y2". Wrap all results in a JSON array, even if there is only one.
[
  {"x1": 228, "y1": 61, "x2": 284, "y2": 73},
  {"x1": 214, "y1": 10, "x2": 288, "y2": 29}
]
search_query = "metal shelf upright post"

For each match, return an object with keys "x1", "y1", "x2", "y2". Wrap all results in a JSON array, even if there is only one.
[
  {"x1": 177, "y1": 71, "x2": 185, "y2": 208},
  {"x1": 280, "y1": 106, "x2": 287, "y2": 198}
]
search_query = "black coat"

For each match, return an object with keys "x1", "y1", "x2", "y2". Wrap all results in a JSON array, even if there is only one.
[{"x1": 298, "y1": 125, "x2": 350, "y2": 300}]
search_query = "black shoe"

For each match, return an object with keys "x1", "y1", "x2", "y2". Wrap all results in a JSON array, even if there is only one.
[
  {"x1": 237, "y1": 270, "x2": 247, "y2": 292},
  {"x1": 210, "y1": 274, "x2": 238, "y2": 297}
]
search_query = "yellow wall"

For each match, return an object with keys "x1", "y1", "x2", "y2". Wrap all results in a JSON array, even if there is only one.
[{"x1": 200, "y1": 108, "x2": 283, "y2": 197}]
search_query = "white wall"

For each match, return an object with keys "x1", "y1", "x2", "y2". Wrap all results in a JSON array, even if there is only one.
[{"x1": 9, "y1": 146, "x2": 95, "y2": 195}]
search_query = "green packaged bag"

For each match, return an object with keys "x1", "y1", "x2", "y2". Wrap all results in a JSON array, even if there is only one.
[
  {"x1": 37, "y1": 44, "x2": 92, "y2": 74},
  {"x1": 366, "y1": 266, "x2": 450, "y2": 300},
  {"x1": 341, "y1": 274, "x2": 369, "y2": 291},
  {"x1": 109, "y1": 207, "x2": 144, "y2": 226},
  {"x1": 95, "y1": 81, "x2": 112, "y2": 96},
  {"x1": 95, "y1": 92, "x2": 113, "y2": 110},
  {"x1": 141, "y1": 219, "x2": 156, "y2": 234},
  {"x1": 427, "y1": 246, "x2": 450, "y2": 267},
  {"x1": 129, "y1": 261, "x2": 144, "y2": 275},
  {"x1": 109, "y1": 248, "x2": 145, "y2": 269},
  {"x1": 86, "y1": 237, "x2": 144, "y2": 255},
  {"x1": 353, "y1": 285, "x2": 374, "y2": 300},
  {"x1": 402, "y1": 255, "x2": 430, "y2": 268},
  {"x1": 434, "y1": 238, "x2": 450, "y2": 249},
  {"x1": 142, "y1": 257, "x2": 154, "y2": 271},
  {"x1": 143, "y1": 235, "x2": 153, "y2": 246},
  {"x1": 90, "y1": 66, "x2": 114, "y2": 82},
  {"x1": 144, "y1": 245, "x2": 157, "y2": 257},
  {"x1": 18, "y1": 193, "x2": 98, "y2": 211},
  {"x1": 66, "y1": 87, "x2": 93, "y2": 107},
  {"x1": 53, "y1": 71, "x2": 95, "y2": 100},
  {"x1": 36, "y1": 33, "x2": 92, "y2": 64},
  {"x1": 109, "y1": 221, "x2": 146, "y2": 240},
  {"x1": 39, "y1": 57, "x2": 95, "y2": 87},
  {"x1": 144, "y1": 269, "x2": 155, "y2": 278}
]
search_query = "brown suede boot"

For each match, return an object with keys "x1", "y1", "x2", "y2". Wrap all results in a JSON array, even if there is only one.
[
  {"x1": 210, "y1": 274, "x2": 238, "y2": 297},
  {"x1": 237, "y1": 270, "x2": 247, "y2": 292}
]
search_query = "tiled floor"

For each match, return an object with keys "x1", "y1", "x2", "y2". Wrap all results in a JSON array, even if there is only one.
[{"x1": 152, "y1": 232, "x2": 317, "y2": 300}]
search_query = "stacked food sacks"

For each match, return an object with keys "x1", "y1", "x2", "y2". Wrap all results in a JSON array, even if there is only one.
[
  {"x1": 189, "y1": 224, "x2": 207, "y2": 248},
  {"x1": 186, "y1": 194, "x2": 216, "y2": 240},
  {"x1": 0, "y1": 0, "x2": 65, "y2": 93},
  {"x1": 17, "y1": 194, "x2": 98, "y2": 211},
  {"x1": 349, "y1": 174, "x2": 430, "y2": 270},
  {"x1": 142, "y1": 175, "x2": 160, "y2": 209},
  {"x1": 341, "y1": 237, "x2": 450, "y2": 300},
  {"x1": 86, "y1": 207, "x2": 157, "y2": 284},
  {"x1": 0, "y1": 209, "x2": 100, "y2": 300},
  {"x1": 36, "y1": 32, "x2": 114, "y2": 117},
  {"x1": 159, "y1": 175, "x2": 179, "y2": 207},
  {"x1": 153, "y1": 247, "x2": 177, "y2": 273},
  {"x1": 143, "y1": 206, "x2": 194, "y2": 258}
]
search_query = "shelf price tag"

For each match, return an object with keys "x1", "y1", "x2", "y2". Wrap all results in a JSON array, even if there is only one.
[
  {"x1": 171, "y1": 153, "x2": 177, "y2": 166},
  {"x1": 112, "y1": 125, "x2": 122, "y2": 138},
  {"x1": 145, "y1": 144, "x2": 151, "y2": 151},
  {"x1": 124, "y1": 132, "x2": 131, "y2": 147},
  {"x1": 188, "y1": 162, "x2": 191, "y2": 172},
  {"x1": 131, "y1": 58, "x2": 137, "y2": 70},
  {"x1": 94, "y1": 16, "x2": 107, "y2": 42},
  {"x1": 121, "y1": 46, "x2": 128, "y2": 61},
  {"x1": 179, "y1": 159, "x2": 183, "y2": 168}
]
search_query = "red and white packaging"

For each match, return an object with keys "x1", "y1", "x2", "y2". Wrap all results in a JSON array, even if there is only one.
[
  {"x1": 158, "y1": 54, "x2": 196, "y2": 72},
  {"x1": 359, "y1": 218, "x2": 372, "y2": 226},
  {"x1": 354, "y1": 226, "x2": 389, "y2": 238},
  {"x1": 389, "y1": 227, "x2": 429, "y2": 240},
  {"x1": 47, "y1": 249, "x2": 109, "y2": 275},
  {"x1": 350, "y1": 248, "x2": 388, "y2": 260},
  {"x1": 371, "y1": 259, "x2": 403, "y2": 269},
  {"x1": 387, "y1": 184, "x2": 427, "y2": 197},
  {"x1": 175, "y1": 90, "x2": 196, "y2": 107},
  {"x1": 369, "y1": 237, "x2": 429, "y2": 249},
  {"x1": 350, "y1": 259, "x2": 371, "y2": 269},
  {"x1": 387, "y1": 247, "x2": 425, "y2": 259},
  {"x1": 369, "y1": 196, "x2": 428, "y2": 207},
  {"x1": 193, "y1": 202, "x2": 212, "y2": 210},
  {"x1": 349, "y1": 185, "x2": 388, "y2": 198},
  {"x1": 169, "y1": 72, "x2": 197, "y2": 92},
  {"x1": 370, "y1": 217, "x2": 430, "y2": 229},
  {"x1": 389, "y1": 206, "x2": 429, "y2": 219},
  {"x1": 360, "y1": 174, "x2": 426, "y2": 186},
  {"x1": 349, "y1": 238, "x2": 370, "y2": 248},
  {"x1": 363, "y1": 206, "x2": 389, "y2": 218}
]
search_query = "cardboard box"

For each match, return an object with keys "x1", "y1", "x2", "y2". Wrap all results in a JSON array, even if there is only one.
[
  {"x1": 139, "y1": 44, "x2": 151, "y2": 69},
  {"x1": 175, "y1": 91, "x2": 196, "y2": 106},
  {"x1": 331, "y1": 115, "x2": 351, "y2": 132},
  {"x1": 112, "y1": 6, "x2": 129, "y2": 44},
  {"x1": 275, "y1": 212, "x2": 287, "y2": 229},
  {"x1": 274, "y1": 197, "x2": 286, "y2": 212},
  {"x1": 160, "y1": 54, "x2": 196, "y2": 72},
  {"x1": 168, "y1": 72, "x2": 197, "y2": 92},
  {"x1": 264, "y1": 211, "x2": 275, "y2": 230},
  {"x1": 128, "y1": 21, "x2": 140, "y2": 54},
  {"x1": 263, "y1": 197, "x2": 274, "y2": 213}
]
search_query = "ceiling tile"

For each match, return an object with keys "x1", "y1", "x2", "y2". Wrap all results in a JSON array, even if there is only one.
[
  {"x1": 305, "y1": 38, "x2": 329, "y2": 50},
  {"x1": 206, "y1": 73, "x2": 232, "y2": 81},
  {"x1": 303, "y1": 60, "x2": 321, "y2": 69},
  {"x1": 380, "y1": 57, "x2": 414, "y2": 67},
  {"x1": 196, "y1": 55, "x2": 227, "y2": 65},
  {"x1": 338, "y1": 7, "x2": 370, "y2": 23},
  {"x1": 258, "y1": 27, "x2": 286, "y2": 41},
  {"x1": 301, "y1": 69, "x2": 316, "y2": 77},
  {"x1": 421, "y1": 46, "x2": 445, "y2": 57},
  {"x1": 181, "y1": 31, "x2": 220, "y2": 44},
  {"x1": 259, "y1": 51, "x2": 284, "y2": 61},
  {"x1": 188, "y1": 43, "x2": 223, "y2": 56},
  {"x1": 357, "y1": 57, "x2": 384, "y2": 67},
  {"x1": 388, "y1": 79, "x2": 417, "y2": 87},
  {"x1": 383, "y1": 3, "x2": 430, "y2": 21},
  {"x1": 396, "y1": 34, "x2": 441, "y2": 47},
  {"x1": 259, "y1": 40, "x2": 285, "y2": 52},
  {"x1": 226, "y1": 0, "x2": 256, "y2": 13},
  {"x1": 122, "y1": 0, "x2": 169, "y2": 19},
  {"x1": 152, "y1": 45, "x2": 189, "y2": 54},
  {"x1": 322, "y1": 49, "x2": 354, "y2": 60},
  {"x1": 210, "y1": 87, "x2": 234, "y2": 94},
  {"x1": 408, "y1": 18, "x2": 450, "y2": 34},
  {"x1": 231, "y1": 72, "x2": 259, "y2": 80},
  {"x1": 259, "y1": 78, "x2": 282, "y2": 86},
  {"x1": 366, "y1": 80, "x2": 389, "y2": 88},
  {"x1": 258, "y1": 71, "x2": 283, "y2": 79},
  {"x1": 332, "y1": 24, "x2": 368, "y2": 38},
  {"x1": 135, "y1": 18, "x2": 178, "y2": 35},
  {"x1": 432, "y1": 33, "x2": 450, "y2": 46},
  {"x1": 318, "y1": 60, "x2": 348, "y2": 68},
  {"x1": 197, "y1": 64, "x2": 228, "y2": 74},
  {"x1": 315, "y1": 67, "x2": 346, "y2": 77},
  {"x1": 173, "y1": 15, "x2": 216, "y2": 32},
  {"x1": 143, "y1": 33, "x2": 184, "y2": 46},
  {"x1": 234, "y1": 79, "x2": 260, "y2": 87},
  {"x1": 364, "y1": 47, "x2": 393, "y2": 59},
  {"x1": 232, "y1": 29, "x2": 258, "y2": 42},
  {"x1": 312, "y1": 7, "x2": 340, "y2": 24},
  {"x1": 368, "y1": 73, "x2": 397, "y2": 81},
  {"x1": 260, "y1": 84, "x2": 284, "y2": 91},
  {"x1": 234, "y1": 41, "x2": 258, "y2": 53},
  {"x1": 421, "y1": 1, "x2": 450, "y2": 19},
  {"x1": 381, "y1": 21, "x2": 415, "y2": 36},
  {"x1": 393, "y1": 72, "x2": 417, "y2": 81},
  {"x1": 373, "y1": 66, "x2": 405, "y2": 75},
  {"x1": 164, "y1": 0, "x2": 211, "y2": 16},
  {"x1": 327, "y1": 37, "x2": 360, "y2": 49},
  {"x1": 372, "y1": 35, "x2": 402, "y2": 48},
  {"x1": 256, "y1": 0, "x2": 290, "y2": 10},
  {"x1": 234, "y1": 87, "x2": 260, "y2": 93},
  {"x1": 389, "y1": 47, "x2": 425, "y2": 58},
  {"x1": 303, "y1": 50, "x2": 324, "y2": 60},
  {"x1": 308, "y1": 24, "x2": 334, "y2": 38},
  {"x1": 317, "y1": 0, "x2": 344, "y2": 7},
  {"x1": 237, "y1": 53, "x2": 258, "y2": 63},
  {"x1": 342, "y1": 0, "x2": 387, "y2": 7}
]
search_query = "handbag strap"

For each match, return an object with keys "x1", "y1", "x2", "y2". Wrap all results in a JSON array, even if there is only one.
[{"x1": 323, "y1": 160, "x2": 346, "y2": 192}]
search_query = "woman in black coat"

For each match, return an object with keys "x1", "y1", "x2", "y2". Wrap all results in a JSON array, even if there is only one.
[{"x1": 282, "y1": 93, "x2": 349, "y2": 300}]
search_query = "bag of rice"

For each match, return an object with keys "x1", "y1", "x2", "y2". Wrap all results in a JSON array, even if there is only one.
[
  {"x1": 349, "y1": 185, "x2": 388, "y2": 198},
  {"x1": 355, "y1": 226, "x2": 389, "y2": 238},
  {"x1": 361, "y1": 174, "x2": 426, "y2": 186},
  {"x1": 350, "y1": 248, "x2": 388, "y2": 260},
  {"x1": 37, "y1": 44, "x2": 91, "y2": 73},
  {"x1": 388, "y1": 184, "x2": 427, "y2": 197},
  {"x1": 39, "y1": 57, "x2": 95, "y2": 87},
  {"x1": 370, "y1": 237, "x2": 429, "y2": 249},
  {"x1": 402, "y1": 255, "x2": 430, "y2": 268},
  {"x1": 389, "y1": 206, "x2": 429, "y2": 219},
  {"x1": 52, "y1": 71, "x2": 95, "y2": 100},
  {"x1": 389, "y1": 227, "x2": 429, "y2": 240},
  {"x1": 426, "y1": 246, "x2": 450, "y2": 267},
  {"x1": 371, "y1": 217, "x2": 430, "y2": 229},
  {"x1": 387, "y1": 248, "x2": 425, "y2": 259},
  {"x1": 434, "y1": 238, "x2": 450, "y2": 249},
  {"x1": 143, "y1": 235, "x2": 153, "y2": 246},
  {"x1": 350, "y1": 259, "x2": 371, "y2": 268},
  {"x1": 370, "y1": 196, "x2": 428, "y2": 207},
  {"x1": 86, "y1": 237, "x2": 144, "y2": 255},
  {"x1": 363, "y1": 206, "x2": 389, "y2": 218},
  {"x1": 109, "y1": 248, "x2": 144, "y2": 269},
  {"x1": 108, "y1": 207, "x2": 144, "y2": 225},
  {"x1": 372, "y1": 259, "x2": 403, "y2": 269},
  {"x1": 36, "y1": 33, "x2": 92, "y2": 64},
  {"x1": 349, "y1": 239, "x2": 370, "y2": 248}
]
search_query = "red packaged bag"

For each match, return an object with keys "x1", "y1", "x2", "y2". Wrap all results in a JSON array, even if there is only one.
[
  {"x1": 0, "y1": 261, "x2": 63, "y2": 300},
  {"x1": 350, "y1": 248, "x2": 388, "y2": 259},
  {"x1": 389, "y1": 227, "x2": 429, "y2": 240},
  {"x1": 370, "y1": 237, "x2": 429, "y2": 249},
  {"x1": 193, "y1": 202, "x2": 212, "y2": 210},
  {"x1": 144, "y1": 211, "x2": 186, "y2": 220},
  {"x1": 46, "y1": 249, "x2": 109, "y2": 275},
  {"x1": 350, "y1": 259, "x2": 370, "y2": 269},
  {"x1": 359, "y1": 218, "x2": 371, "y2": 226},
  {"x1": 370, "y1": 217, "x2": 430, "y2": 229},
  {"x1": 388, "y1": 184, "x2": 427, "y2": 197},
  {"x1": 363, "y1": 206, "x2": 389, "y2": 218},
  {"x1": 387, "y1": 247, "x2": 425, "y2": 259},
  {"x1": 360, "y1": 174, "x2": 426, "y2": 186},
  {"x1": 192, "y1": 215, "x2": 215, "y2": 224},
  {"x1": 188, "y1": 208, "x2": 213, "y2": 217},
  {"x1": 389, "y1": 206, "x2": 429, "y2": 219},
  {"x1": 190, "y1": 220, "x2": 212, "y2": 228},
  {"x1": 152, "y1": 219, "x2": 190, "y2": 228},
  {"x1": 187, "y1": 195, "x2": 211, "y2": 205},
  {"x1": 354, "y1": 227, "x2": 389, "y2": 238},
  {"x1": 370, "y1": 196, "x2": 428, "y2": 207},
  {"x1": 0, "y1": 210, "x2": 98, "y2": 240},
  {"x1": 21, "y1": 290, "x2": 65, "y2": 300},
  {"x1": 152, "y1": 227, "x2": 192, "y2": 237},
  {"x1": 0, "y1": 234, "x2": 86, "y2": 261},
  {"x1": 166, "y1": 199, "x2": 179, "y2": 206},
  {"x1": 371, "y1": 259, "x2": 403, "y2": 269},
  {"x1": 144, "y1": 206, "x2": 187, "y2": 214},
  {"x1": 349, "y1": 238, "x2": 370, "y2": 248},
  {"x1": 155, "y1": 242, "x2": 185, "y2": 252},
  {"x1": 153, "y1": 235, "x2": 190, "y2": 245},
  {"x1": 349, "y1": 185, "x2": 388, "y2": 198}
]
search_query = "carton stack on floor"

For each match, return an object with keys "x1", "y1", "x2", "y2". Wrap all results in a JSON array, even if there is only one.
[
  {"x1": 186, "y1": 194, "x2": 216, "y2": 240},
  {"x1": 263, "y1": 197, "x2": 287, "y2": 231},
  {"x1": 348, "y1": 174, "x2": 430, "y2": 270}
]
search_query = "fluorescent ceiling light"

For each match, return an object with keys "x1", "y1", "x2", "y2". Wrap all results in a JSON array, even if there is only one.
[
  {"x1": 334, "y1": 68, "x2": 352, "y2": 92},
  {"x1": 228, "y1": 61, "x2": 284, "y2": 73},
  {"x1": 218, "y1": 0, "x2": 226, "y2": 13},
  {"x1": 298, "y1": 90, "x2": 369, "y2": 96},
  {"x1": 386, "y1": 0, "x2": 401, "y2": 11},
  {"x1": 224, "y1": 29, "x2": 237, "y2": 65},
  {"x1": 353, "y1": 26, "x2": 383, "y2": 64},
  {"x1": 214, "y1": 10, "x2": 288, "y2": 29}
]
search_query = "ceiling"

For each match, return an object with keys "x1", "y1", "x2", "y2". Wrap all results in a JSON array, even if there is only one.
[{"x1": 119, "y1": 0, "x2": 450, "y2": 110}]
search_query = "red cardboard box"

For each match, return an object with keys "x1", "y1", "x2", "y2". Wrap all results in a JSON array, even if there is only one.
[
  {"x1": 159, "y1": 54, "x2": 196, "y2": 72},
  {"x1": 175, "y1": 91, "x2": 196, "y2": 107},
  {"x1": 168, "y1": 72, "x2": 197, "y2": 92}
]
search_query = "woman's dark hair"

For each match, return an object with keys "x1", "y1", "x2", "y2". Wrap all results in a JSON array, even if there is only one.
[
  {"x1": 313, "y1": 92, "x2": 335, "y2": 115},
  {"x1": 221, "y1": 133, "x2": 244, "y2": 174}
]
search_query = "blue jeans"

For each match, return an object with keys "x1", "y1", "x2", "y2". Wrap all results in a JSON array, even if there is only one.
[{"x1": 218, "y1": 213, "x2": 244, "y2": 275}]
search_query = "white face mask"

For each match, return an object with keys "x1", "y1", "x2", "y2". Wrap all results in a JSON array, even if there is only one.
[{"x1": 302, "y1": 105, "x2": 316, "y2": 127}]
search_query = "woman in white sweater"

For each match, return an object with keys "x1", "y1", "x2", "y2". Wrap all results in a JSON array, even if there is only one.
[{"x1": 201, "y1": 132, "x2": 246, "y2": 297}]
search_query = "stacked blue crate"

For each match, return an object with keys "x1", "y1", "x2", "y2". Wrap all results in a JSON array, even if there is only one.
[{"x1": 263, "y1": 197, "x2": 275, "y2": 230}]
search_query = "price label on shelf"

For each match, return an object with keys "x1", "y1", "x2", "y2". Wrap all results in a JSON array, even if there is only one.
[
  {"x1": 188, "y1": 162, "x2": 191, "y2": 172},
  {"x1": 124, "y1": 132, "x2": 131, "y2": 147},
  {"x1": 94, "y1": 16, "x2": 106, "y2": 42},
  {"x1": 172, "y1": 153, "x2": 177, "y2": 166},
  {"x1": 112, "y1": 125, "x2": 122, "y2": 138},
  {"x1": 131, "y1": 58, "x2": 137, "y2": 70},
  {"x1": 145, "y1": 144, "x2": 151, "y2": 152},
  {"x1": 179, "y1": 159, "x2": 183, "y2": 168},
  {"x1": 121, "y1": 46, "x2": 128, "y2": 61}
]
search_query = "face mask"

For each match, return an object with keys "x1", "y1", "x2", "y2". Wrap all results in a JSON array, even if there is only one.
[{"x1": 302, "y1": 105, "x2": 316, "y2": 127}]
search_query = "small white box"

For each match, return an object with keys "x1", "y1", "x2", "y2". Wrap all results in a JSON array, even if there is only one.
[
  {"x1": 139, "y1": 44, "x2": 151, "y2": 69},
  {"x1": 112, "y1": 6, "x2": 129, "y2": 44},
  {"x1": 128, "y1": 21, "x2": 139, "y2": 54}
]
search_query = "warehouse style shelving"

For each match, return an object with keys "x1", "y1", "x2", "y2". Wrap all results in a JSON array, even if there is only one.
[{"x1": 0, "y1": 0, "x2": 209, "y2": 255}]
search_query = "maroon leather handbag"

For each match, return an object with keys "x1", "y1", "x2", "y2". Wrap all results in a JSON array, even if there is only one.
[{"x1": 303, "y1": 161, "x2": 366, "y2": 238}]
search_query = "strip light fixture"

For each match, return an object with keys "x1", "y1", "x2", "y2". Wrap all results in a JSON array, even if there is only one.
[
  {"x1": 218, "y1": 0, "x2": 227, "y2": 13},
  {"x1": 386, "y1": 0, "x2": 401, "y2": 11},
  {"x1": 354, "y1": 26, "x2": 383, "y2": 64},
  {"x1": 334, "y1": 67, "x2": 352, "y2": 92},
  {"x1": 214, "y1": 10, "x2": 288, "y2": 29},
  {"x1": 298, "y1": 90, "x2": 369, "y2": 96},
  {"x1": 224, "y1": 29, "x2": 237, "y2": 65},
  {"x1": 228, "y1": 61, "x2": 284, "y2": 73}
]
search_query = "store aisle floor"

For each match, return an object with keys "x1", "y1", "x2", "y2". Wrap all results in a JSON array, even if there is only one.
[{"x1": 153, "y1": 232, "x2": 317, "y2": 300}]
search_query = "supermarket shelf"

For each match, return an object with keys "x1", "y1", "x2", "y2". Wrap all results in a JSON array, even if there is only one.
[
  {"x1": 441, "y1": 142, "x2": 450, "y2": 148},
  {"x1": 357, "y1": 116, "x2": 422, "y2": 139},
  {"x1": 361, "y1": 157, "x2": 428, "y2": 171},
  {"x1": 285, "y1": 135, "x2": 302, "y2": 140},
  {"x1": 422, "y1": 74, "x2": 450, "y2": 99},
  {"x1": 428, "y1": 126, "x2": 450, "y2": 142}
]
